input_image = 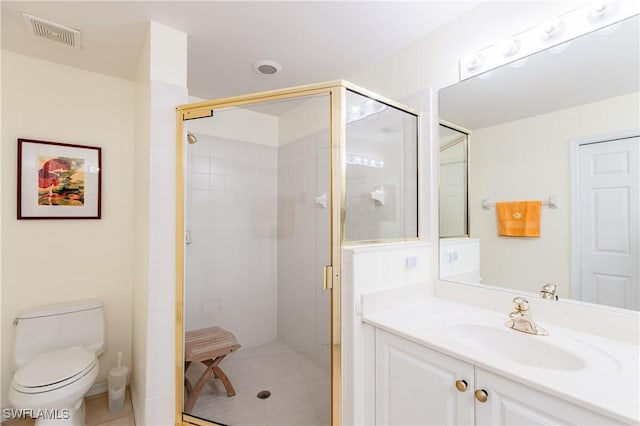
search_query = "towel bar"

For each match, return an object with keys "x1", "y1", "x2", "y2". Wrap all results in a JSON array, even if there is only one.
[{"x1": 482, "y1": 196, "x2": 558, "y2": 210}]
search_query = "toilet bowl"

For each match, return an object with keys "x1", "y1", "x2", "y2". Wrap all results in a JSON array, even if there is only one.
[
  {"x1": 8, "y1": 301, "x2": 105, "y2": 426},
  {"x1": 9, "y1": 347, "x2": 99, "y2": 425}
]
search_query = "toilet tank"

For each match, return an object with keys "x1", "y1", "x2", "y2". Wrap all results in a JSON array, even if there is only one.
[{"x1": 13, "y1": 300, "x2": 105, "y2": 369}]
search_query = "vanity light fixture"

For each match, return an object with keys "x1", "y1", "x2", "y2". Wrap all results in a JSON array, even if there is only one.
[
  {"x1": 462, "y1": 53, "x2": 483, "y2": 73},
  {"x1": 539, "y1": 19, "x2": 561, "y2": 42},
  {"x1": 588, "y1": 1, "x2": 610, "y2": 22},
  {"x1": 498, "y1": 38, "x2": 520, "y2": 58},
  {"x1": 459, "y1": 1, "x2": 639, "y2": 80}
]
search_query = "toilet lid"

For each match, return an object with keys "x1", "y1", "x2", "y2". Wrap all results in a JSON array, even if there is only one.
[{"x1": 14, "y1": 346, "x2": 95, "y2": 388}]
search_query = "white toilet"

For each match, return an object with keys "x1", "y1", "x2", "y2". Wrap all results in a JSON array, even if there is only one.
[{"x1": 9, "y1": 300, "x2": 105, "y2": 426}]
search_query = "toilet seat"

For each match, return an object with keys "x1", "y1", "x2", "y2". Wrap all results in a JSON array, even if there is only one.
[{"x1": 12, "y1": 346, "x2": 97, "y2": 394}]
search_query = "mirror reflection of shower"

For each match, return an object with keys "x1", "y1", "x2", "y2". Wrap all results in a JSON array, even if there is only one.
[{"x1": 182, "y1": 94, "x2": 332, "y2": 426}]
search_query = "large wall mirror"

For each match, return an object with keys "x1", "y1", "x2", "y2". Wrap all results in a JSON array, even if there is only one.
[{"x1": 438, "y1": 15, "x2": 640, "y2": 311}]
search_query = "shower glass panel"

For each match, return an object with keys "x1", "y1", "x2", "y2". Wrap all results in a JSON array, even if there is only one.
[
  {"x1": 344, "y1": 90, "x2": 419, "y2": 242},
  {"x1": 439, "y1": 124, "x2": 468, "y2": 238},
  {"x1": 183, "y1": 93, "x2": 331, "y2": 426}
]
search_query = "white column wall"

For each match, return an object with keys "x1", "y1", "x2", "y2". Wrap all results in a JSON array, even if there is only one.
[{"x1": 132, "y1": 21, "x2": 187, "y2": 426}]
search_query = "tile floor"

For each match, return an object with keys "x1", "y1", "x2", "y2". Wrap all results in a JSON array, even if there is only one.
[
  {"x1": 186, "y1": 341, "x2": 330, "y2": 426},
  {"x1": 2, "y1": 388, "x2": 135, "y2": 426}
]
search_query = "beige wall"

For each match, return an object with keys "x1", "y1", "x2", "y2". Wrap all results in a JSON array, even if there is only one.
[
  {"x1": 0, "y1": 51, "x2": 134, "y2": 407},
  {"x1": 469, "y1": 92, "x2": 640, "y2": 297}
]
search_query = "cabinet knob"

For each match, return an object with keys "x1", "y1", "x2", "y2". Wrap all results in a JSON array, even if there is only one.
[
  {"x1": 474, "y1": 389, "x2": 488, "y2": 403},
  {"x1": 455, "y1": 380, "x2": 468, "y2": 392}
]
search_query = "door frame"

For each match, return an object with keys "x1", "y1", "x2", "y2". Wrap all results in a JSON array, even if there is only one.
[{"x1": 569, "y1": 128, "x2": 640, "y2": 301}]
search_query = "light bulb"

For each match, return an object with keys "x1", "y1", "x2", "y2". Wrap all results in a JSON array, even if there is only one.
[
  {"x1": 498, "y1": 38, "x2": 520, "y2": 58},
  {"x1": 588, "y1": 2, "x2": 609, "y2": 22},
  {"x1": 539, "y1": 19, "x2": 560, "y2": 42},
  {"x1": 463, "y1": 53, "x2": 483, "y2": 72}
]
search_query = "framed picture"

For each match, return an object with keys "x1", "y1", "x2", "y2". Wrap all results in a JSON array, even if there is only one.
[{"x1": 17, "y1": 138, "x2": 102, "y2": 219}]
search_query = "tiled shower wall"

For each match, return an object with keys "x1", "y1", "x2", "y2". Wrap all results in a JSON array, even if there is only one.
[
  {"x1": 185, "y1": 133, "x2": 279, "y2": 348},
  {"x1": 185, "y1": 129, "x2": 331, "y2": 374},
  {"x1": 277, "y1": 130, "x2": 331, "y2": 373}
]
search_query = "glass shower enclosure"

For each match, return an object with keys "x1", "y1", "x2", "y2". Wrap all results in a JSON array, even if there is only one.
[{"x1": 175, "y1": 81, "x2": 419, "y2": 426}]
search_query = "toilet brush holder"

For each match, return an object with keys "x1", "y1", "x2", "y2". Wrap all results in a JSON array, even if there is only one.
[{"x1": 107, "y1": 352, "x2": 128, "y2": 412}]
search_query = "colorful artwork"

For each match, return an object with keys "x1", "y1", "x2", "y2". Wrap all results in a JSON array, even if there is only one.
[{"x1": 37, "y1": 156, "x2": 85, "y2": 206}]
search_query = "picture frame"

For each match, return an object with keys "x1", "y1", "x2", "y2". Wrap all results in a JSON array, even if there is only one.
[{"x1": 17, "y1": 138, "x2": 102, "y2": 219}]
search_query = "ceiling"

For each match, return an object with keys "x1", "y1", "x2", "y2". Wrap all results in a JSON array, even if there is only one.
[{"x1": 1, "y1": 1, "x2": 478, "y2": 100}]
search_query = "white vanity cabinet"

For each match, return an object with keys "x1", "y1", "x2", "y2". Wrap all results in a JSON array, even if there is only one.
[
  {"x1": 375, "y1": 328, "x2": 625, "y2": 426},
  {"x1": 474, "y1": 369, "x2": 625, "y2": 425},
  {"x1": 375, "y1": 329, "x2": 475, "y2": 425}
]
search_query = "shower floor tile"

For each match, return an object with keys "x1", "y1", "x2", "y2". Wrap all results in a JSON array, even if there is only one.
[{"x1": 186, "y1": 341, "x2": 330, "y2": 426}]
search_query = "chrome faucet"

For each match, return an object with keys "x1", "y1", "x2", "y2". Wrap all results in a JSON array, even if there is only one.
[
  {"x1": 540, "y1": 283, "x2": 558, "y2": 300},
  {"x1": 505, "y1": 297, "x2": 548, "y2": 336}
]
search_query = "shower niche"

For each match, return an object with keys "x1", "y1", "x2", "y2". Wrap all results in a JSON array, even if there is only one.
[{"x1": 176, "y1": 81, "x2": 419, "y2": 426}]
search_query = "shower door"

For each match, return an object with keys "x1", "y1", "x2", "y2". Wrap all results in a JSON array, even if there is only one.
[
  {"x1": 179, "y1": 91, "x2": 333, "y2": 426},
  {"x1": 176, "y1": 81, "x2": 421, "y2": 426}
]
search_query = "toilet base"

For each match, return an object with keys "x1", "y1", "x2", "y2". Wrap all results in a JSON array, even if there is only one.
[{"x1": 33, "y1": 399, "x2": 85, "y2": 426}]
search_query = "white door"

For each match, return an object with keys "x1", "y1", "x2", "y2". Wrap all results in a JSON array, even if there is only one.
[
  {"x1": 578, "y1": 136, "x2": 639, "y2": 310},
  {"x1": 375, "y1": 329, "x2": 474, "y2": 426}
]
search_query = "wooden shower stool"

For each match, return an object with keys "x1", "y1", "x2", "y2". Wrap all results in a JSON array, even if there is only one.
[{"x1": 184, "y1": 326, "x2": 241, "y2": 413}]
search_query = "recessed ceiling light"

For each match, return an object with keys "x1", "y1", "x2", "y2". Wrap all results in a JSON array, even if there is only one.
[{"x1": 253, "y1": 60, "x2": 282, "y2": 75}]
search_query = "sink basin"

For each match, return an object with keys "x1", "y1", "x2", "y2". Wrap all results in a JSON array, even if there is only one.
[{"x1": 446, "y1": 323, "x2": 590, "y2": 371}]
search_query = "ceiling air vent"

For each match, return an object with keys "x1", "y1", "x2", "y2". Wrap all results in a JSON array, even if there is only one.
[{"x1": 22, "y1": 12, "x2": 81, "y2": 49}]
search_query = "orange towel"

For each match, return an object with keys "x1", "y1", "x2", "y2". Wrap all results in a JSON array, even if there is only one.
[{"x1": 496, "y1": 201, "x2": 541, "y2": 237}]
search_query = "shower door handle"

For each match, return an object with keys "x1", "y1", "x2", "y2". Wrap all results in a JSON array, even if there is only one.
[{"x1": 323, "y1": 265, "x2": 334, "y2": 290}]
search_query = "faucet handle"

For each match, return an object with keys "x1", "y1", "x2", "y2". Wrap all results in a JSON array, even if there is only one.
[
  {"x1": 540, "y1": 283, "x2": 558, "y2": 300},
  {"x1": 512, "y1": 296, "x2": 529, "y2": 311}
]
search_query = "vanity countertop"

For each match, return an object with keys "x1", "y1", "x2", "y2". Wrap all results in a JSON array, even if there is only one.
[{"x1": 362, "y1": 295, "x2": 640, "y2": 424}]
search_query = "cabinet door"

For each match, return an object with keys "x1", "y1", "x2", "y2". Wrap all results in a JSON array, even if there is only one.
[
  {"x1": 375, "y1": 329, "x2": 474, "y2": 426},
  {"x1": 474, "y1": 368, "x2": 625, "y2": 425}
]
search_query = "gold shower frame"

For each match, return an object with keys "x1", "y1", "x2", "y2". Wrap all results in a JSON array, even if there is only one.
[{"x1": 175, "y1": 80, "x2": 421, "y2": 426}]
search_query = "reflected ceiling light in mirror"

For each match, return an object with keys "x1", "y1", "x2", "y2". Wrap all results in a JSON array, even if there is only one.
[
  {"x1": 345, "y1": 154, "x2": 384, "y2": 168},
  {"x1": 459, "y1": 1, "x2": 639, "y2": 80},
  {"x1": 346, "y1": 98, "x2": 387, "y2": 122}
]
